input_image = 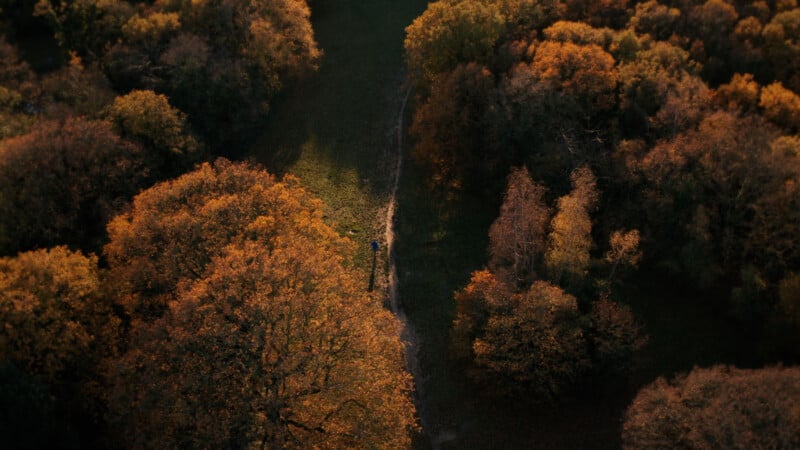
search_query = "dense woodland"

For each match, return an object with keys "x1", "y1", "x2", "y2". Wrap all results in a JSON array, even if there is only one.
[{"x1": 0, "y1": 0, "x2": 799, "y2": 448}]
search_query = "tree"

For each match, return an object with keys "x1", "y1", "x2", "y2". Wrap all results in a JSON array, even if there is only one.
[
  {"x1": 38, "y1": 54, "x2": 116, "y2": 119},
  {"x1": 542, "y1": 20, "x2": 611, "y2": 47},
  {"x1": 100, "y1": 0, "x2": 320, "y2": 148},
  {"x1": 545, "y1": 167, "x2": 598, "y2": 284},
  {"x1": 108, "y1": 89, "x2": 200, "y2": 178},
  {"x1": 0, "y1": 37, "x2": 40, "y2": 138},
  {"x1": 524, "y1": 40, "x2": 618, "y2": 113},
  {"x1": 498, "y1": 0, "x2": 565, "y2": 36},
  {"x1": 404, "y1": 0, "x2": 505, "y2": 88},
  {"x1": 105, "y1": 159, "x2": 416, "y2": 448},
  {"x1": 488, "y1": 166, "x2": 550, "y2": 284},
  {"x1": 0, "y1": 117, "x2": 148, "y2": 254},
  {"x1": 0, "y1": 246, "x2": 117, "y2": 387},
  {"x1": 762, "y1": 8, "x2": 800, "y2": 91},
  {"x1": 34, "y1": 0, "x2": 135, "y2": 59},
  {"x1": 104, "y1": 159, "x2": 310, "y2": 321},
  {"x1": 628, "y1": 0, "x2": 681, "y2": 41},
  {"x1": 715, "y1": 72, "x2": 760, "y2": 112},
  {"x1": 588, "y1": 297, "x2": 646, "y2": 376},
  {"x1": 605, "y1": 229, "x2": 642, "y2": 281},
  {"x1": 564, "y1": 0, "x2": 631, "y2": 28},
  {"x1": 500, "y1": 40, "x2": 617, "y2": 153},
  {"x1": 759, "y1": 81, "x2": 800, "y2": 131},
  {"x1": 471, "y1": 280, "x2": 588, "y2": 399},
  {"x1": 635, "y1": 112, "x2": 798, "y2": 285},
  {"x1": 409, "y1": 63, "x2": 499, "y2": 189},
  {"x1": 623, "y1": 365, "x2": 800, "y2": 449},
  {"x1": 452, "y1": 269, "x2": 507, "y2": 359}
]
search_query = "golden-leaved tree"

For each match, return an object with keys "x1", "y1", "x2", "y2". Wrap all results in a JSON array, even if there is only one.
[
  {"x1": 105, "y1": 159, "x2": 416, "y2": 449},
  {"x1": 0, "y1": 246, "x2": 118, "y2": 448},
  {"x1": 545, "y1": 166, "x2": 599, "y2": 285},
  {"x1": 0, "y1": 246, "x2": 117, "y2": 387}
]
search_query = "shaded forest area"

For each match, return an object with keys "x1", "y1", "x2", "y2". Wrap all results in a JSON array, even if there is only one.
[
  {"x1": 0, "y1": 0, "x2": 799, "y2": 449},
  {"x1": 400, "y1": 0, "x2": 800, "y2": 447}
]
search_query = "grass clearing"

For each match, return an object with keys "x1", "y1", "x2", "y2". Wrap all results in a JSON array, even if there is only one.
[{"x1": 249, "y1": 0, "x2": 428, "y2": 272}]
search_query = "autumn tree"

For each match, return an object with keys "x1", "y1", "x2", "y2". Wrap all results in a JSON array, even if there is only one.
[
  {"x1": 108, "y1": 89, "x2": 200, "y2": 178},
  {"x1": 500, "y1": 39, "x2": 617, "y2": 160},
  {"x1": 33, "y1": 0, "x2": 134, "y2": 59},
  {"x1": 635, "y1": 112, "x2": 800, "y2": 288},
  {"x1": 605, "y1": 229, "x2": 642, "y2": 281},
  {"x1": 759, "y1": 81, "x2": 800, "y2": 131},
  {"x1": 762, "y1": 8, "x2": 800, "y2": 91},
  {"x1": 455, "y1": 275, "x2": 588, "y2": 399},
  {"x1": 0, "y1": 38, "x2": 37, "y2": 139},
  {"x1": 97, "y1": 0, "x2": 320, "y2": 147},
  {"x1": 404, "y1": 0, "x2": 505, "y2": 89},
  {"x1": 588, "y1": 296, "x2": 646, "y2": 377},
  {"x1": 563, "y1": 0, "x2": 631, "y2": 28},
  {"x1": 623, "y1": 365, "x2": 800, "y2": 449},
  {"x1": 542, "y1": 20, "x2": 611, "y2": 47},
  {"x1": 0, "y1": 117, "x2": 147, "y2": 254},
  {"x1": 628, "y1": 0, "x2": 681, "y2": 41},
  {"x1": 0, "y1": 247, "x2": 118, "y2": 448},
  {"x1": 545, "y1": 167, "x2": 598, "y2": 285},
  {"x1": 104, "y1": 159, "x2": 308, "y2": 321},
  {"x1": 38, "y1": 55, "x2": 116, "y2": 119},
  {"x1": 498, "y1": 0, "x2": 565, "y2": 36},
  {"x1": 616, "y1": 40, "x2": 705, "y2": 137},
  {"x1": 0, "y1": 246, "x2": 117, "y2": 387},
  {"x1": 105, "y1": 159, "x2": 416, "y2": 448},
  {"x1": 488, "y1": 166, "x2": 550, "y2": 284},
  {"x1": 518, "y1": 40, "x2": 617, "y2": 113},
  {"x1": 453, "y1": 166, "x2": 644, "y2": 398},
  {"x1": 715, "y1": 72, "x2": 761, "y2": 112},
  {"x1": 409, "y1": 63, "x2": 500, "y2": 189}
]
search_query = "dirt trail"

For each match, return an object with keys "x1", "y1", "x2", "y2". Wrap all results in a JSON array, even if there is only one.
[{"x1": 383, "y1": 86, "x2": 439, "y2": 449}]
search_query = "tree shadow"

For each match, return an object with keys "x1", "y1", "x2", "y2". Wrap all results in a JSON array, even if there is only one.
[{"x1": 368, "y1": 250, "x2": 377, "y2": 292}]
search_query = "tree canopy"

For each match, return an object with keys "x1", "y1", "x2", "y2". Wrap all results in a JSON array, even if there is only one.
[
  {"x1": 105, "y1": 159, "x2": 416, "y2": 449},
  {"x1": 623, "y1": 365, "x2": 800, "y2": 449}
]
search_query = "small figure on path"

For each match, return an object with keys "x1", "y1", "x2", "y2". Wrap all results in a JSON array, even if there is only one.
[{"x1": 371, "y1": 240, "x2": 379, "y2": 252}]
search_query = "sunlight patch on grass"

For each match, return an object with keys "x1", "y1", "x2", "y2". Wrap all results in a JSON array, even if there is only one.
[{"x1": 287, "y1": 135, "x2": 384, "y2": 271}]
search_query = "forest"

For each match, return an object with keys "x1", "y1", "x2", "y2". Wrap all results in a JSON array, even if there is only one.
[{"x1": 0, "y1": 0, "x2": 799, "y2": 449}]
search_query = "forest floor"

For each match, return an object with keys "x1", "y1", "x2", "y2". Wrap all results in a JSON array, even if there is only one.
[{"x1": 251, "y1": 2, "x2": 770, "y2": 450}]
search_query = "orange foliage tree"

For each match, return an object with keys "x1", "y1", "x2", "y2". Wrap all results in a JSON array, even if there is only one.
[
  {"x1": 0, "y1": 246, "x2": 117, "y2": 387},
  {"x1": 453, "y1": 166, "x2": 644, "y2": 398},
  {"x1": 545, "y1": 167, "x2": 598, "y2": 285},
  {"x1": 105, "y1": 159, "x2": 416, "y2": 448},
  {"x1": 623, "y1": 365, "x2": 800, "y2": 449}
]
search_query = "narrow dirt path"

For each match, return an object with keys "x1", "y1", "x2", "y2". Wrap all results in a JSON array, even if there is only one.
[{"x1": 383, "y1": 85, "x2": 438, "y2": 449}]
